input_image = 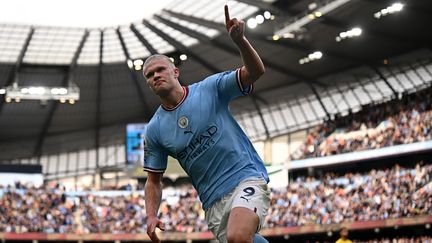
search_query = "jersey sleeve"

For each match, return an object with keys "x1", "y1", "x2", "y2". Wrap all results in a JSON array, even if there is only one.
[
  {"x1": 215, "y1": 68, "x2": 253, "y2": 102},
  {"x1": 143, "y1": 125, "x2": 168, "y2": 173}
]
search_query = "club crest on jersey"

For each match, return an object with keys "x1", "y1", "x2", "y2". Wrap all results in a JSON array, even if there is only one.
[{"x1": 178, "y1": 116, "x2": 189, "y2": 128}]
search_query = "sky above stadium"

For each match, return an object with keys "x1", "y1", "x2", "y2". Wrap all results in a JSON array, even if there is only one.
[{"x1": 0, "y1": 0, "x2": 173, "y2": 28}]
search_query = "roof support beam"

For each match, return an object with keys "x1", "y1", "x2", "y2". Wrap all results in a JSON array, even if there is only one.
[
  {"x1": 143, "y1": 20, "x2": 221, "y2": 74},
  {"x1": 129, "y1": 24, "x2": 158, "y2": 55},
  {"x1": 369, "y1": 66, "x2": 398, "y2": 97},
  {"x1": 251, "y1": 95, "x2": 270, "y2": 139},
  {"x1": 354, "y1": 76, "x2": 374, "y2": 103},
  {"x1": 234, "y1": 0, "x2": 298, "y2": 16},
  {"x1": 95, "y1": 30, "x2": 104, "y2": 173},
  {"x1": 308, "y1": 84, "x2": 331, "y2": 119},
  {"x1": 0, "y1": 27, "x2": 34, "y2": 115},
  {"x1": 406, "y1": 62, "x2": 428, "y2": 85},
  {"x1": 304, "y1": 94, "x2": 321, "y2": 121},
  {"x1": 286, "y1": 101, "x2": 299, "y2": 126},
  {"x1": 117, "y1": 28, "x2": 152, "y2": 121},
  {"x1": 33, "y1": 30, "x2": 90, "y2": 157},
  {"x1": 246, "y1": 112, "x2": 260, "y2": 140},
  {"x1": 275, "y1": 102, "x2": 289, "y2": 130},
  {"x1": 345, "y1": 82, "x2": 363, "y2": 107},
  {"x1": 394, "y1": 64, "x2": 418, "y2": 87},
  {"x1": 293, "y1": 97, "x2": 310, "y2": 123},
  {"x1": 420, "y1": 58, "x2": 432, "y2": 77},
  {"x1": 334, "y1": 84, "x2": 354, "y2": 112},
  {"x1": 164, "y1": 10, "x2": 362, "y2": 65},
  {"x1": 253, "y1": 93, "x2": 269, "y2": 106},
  {"x1": 323, "y1": 88, "x2": 341, "y2": 114},
  {"x1": 366, "y1": 74, "x2": 386, "y2": 98},
  {"x1": 263, "y1": 103, "x2": 280, "y2": 134},
  {"x1": 157, "y1": 13, "x2": 326, "y2": 87}
]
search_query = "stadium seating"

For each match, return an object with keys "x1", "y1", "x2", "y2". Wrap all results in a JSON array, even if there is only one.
[
  {"x1": 291, "y1": 86, "x2": 432, "y2": 160},
  {"x1": 1, "y1": 163, "x2": 430, "y2": 234}
]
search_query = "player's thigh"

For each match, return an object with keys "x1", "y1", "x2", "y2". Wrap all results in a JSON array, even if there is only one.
[
  {"x1": 226, "y1": 207, "x2": 259, "y2": 242},
  {"x1": 230, "y1": 179, "x2": 270, "y2": 230},
  {"x1": 226, "y1": 179, "x2": 269, "y2": 242}
]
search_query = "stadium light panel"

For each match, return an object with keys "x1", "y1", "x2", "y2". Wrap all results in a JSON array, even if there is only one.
[
  {"x1": 374, "y1": 2, "x2": 404, "y2": 19},
  {"x1": 4, "y1": 85, "x2": 79, "y2": 103},
  {"x1": 133, "y1": 59, "x2": 143, "y2": 66},
  {"x1": 247, "y1": 18, "x2": 258, "y2": 29},
  {"x1": 299, "y1": 51, "x2": 323, "y2": 65},
  {"x1": 127, "y1": 59, "x2": 134, "y2": 69},
  {"x1": 180, "y1": 54, "x2": 188, "y2": 61},
  {"x1": 336, "y1": 27, "x2": 362, "y2": 42},
  {"x1": 256, "y1": 15, "x2": 265, "y2": 24},
  {"x1": 274, "y1": 0, "x2": 353, "y2": 37}
]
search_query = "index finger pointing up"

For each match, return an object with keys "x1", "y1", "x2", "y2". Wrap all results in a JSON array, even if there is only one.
[{"x1": 224, "y1": 5, "x2": 230, "y2": 23}]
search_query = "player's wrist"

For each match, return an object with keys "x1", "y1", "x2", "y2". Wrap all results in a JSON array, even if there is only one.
[
  {"x1": 233, "y1": 36, "x2": 247, "y2": 46},
  {"x1": 146, "y1": 214, "x2": 159, "y2": 221}
]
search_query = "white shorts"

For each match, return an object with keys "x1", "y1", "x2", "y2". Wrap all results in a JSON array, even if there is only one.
[{"x1": 205, "y1": 177, "x2": 270, "y2": 243}]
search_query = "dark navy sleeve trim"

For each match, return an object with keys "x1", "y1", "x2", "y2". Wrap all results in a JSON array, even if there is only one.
[
  {"x1": 235, "y1": 68, "x2": 253, "y2": 95},
  {"x1": 143, "y1": 167, "x2": 165, "y2": 173}
]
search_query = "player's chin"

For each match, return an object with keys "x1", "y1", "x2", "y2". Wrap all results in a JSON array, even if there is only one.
[{"x1": 154, "y1": 87, "x2": 170, "y2": 96}]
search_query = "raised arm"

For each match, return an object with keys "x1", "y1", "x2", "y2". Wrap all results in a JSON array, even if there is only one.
[
  {"x1": 225, "y1": 5, "x2": 265, "y2": 88},
  {"x1": 145, "y1": 171, "x2": 165, "y2": 243}
]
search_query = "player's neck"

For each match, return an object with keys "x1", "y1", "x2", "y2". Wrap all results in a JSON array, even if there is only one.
[{"x1": 160, "y1": 85, "x2": 185, "y2": 110}]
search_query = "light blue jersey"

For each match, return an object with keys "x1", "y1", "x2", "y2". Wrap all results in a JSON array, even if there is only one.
[{"x1": 144, "y1": 69, "x2": 269, "y2": 210}]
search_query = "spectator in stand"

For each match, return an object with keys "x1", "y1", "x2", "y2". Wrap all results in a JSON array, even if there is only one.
[
  {"x1": 1, "y1": 163, "x2": 431, "y2": 233},
  {"x1": 292, "y1": 86, "x2": 432, "y2": 160}
]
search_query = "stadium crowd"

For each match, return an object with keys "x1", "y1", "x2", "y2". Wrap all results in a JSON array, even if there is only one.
[
  {"x1": 266, "y1": 162, "x2": 431, "y2": 227},
  {"x1": 1, "y1": 163, "x2": 431, "y2": 233},
  {"x1": 291, "y1": 86, "x2": 432, "y2": 160}
]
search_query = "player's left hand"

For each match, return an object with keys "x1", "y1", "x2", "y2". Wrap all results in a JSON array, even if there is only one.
[{"x1": 225, "y1": 5, "x2": 245, "y2": 43}]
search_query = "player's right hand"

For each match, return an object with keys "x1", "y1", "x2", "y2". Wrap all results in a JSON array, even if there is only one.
[
  {"x1": 146, "y1": 217, "x2": 165, "y2": 243},
  {"x1": 224, "y1": 4, "x2": 245, "y2": 44}
]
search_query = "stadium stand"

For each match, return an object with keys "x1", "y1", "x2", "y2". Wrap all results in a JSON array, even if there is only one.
[
  {"x1": 1, "y1": 162, "x2": 430, "y2": 236},
  {"x1": 1, "y1": 0, "x2": 432, "y2": 242},
  {"x1": 291, "y1": 86, "x2": 432, "y2": 160}
]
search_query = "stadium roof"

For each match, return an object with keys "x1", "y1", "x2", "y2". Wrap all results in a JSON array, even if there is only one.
[{"x1": 1, "y1": 0, "x2": 432, "y2": 161}]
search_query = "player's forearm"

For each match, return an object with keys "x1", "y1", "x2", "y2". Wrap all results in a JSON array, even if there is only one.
[
  {"x1": 145, "y1": 179, "x2": 163, "y2": 218},
  {"x1": 235, "y1": 36, "x2": 265, "y2": 86}
]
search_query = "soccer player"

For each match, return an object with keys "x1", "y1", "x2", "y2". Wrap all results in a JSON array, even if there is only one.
[
  {"x1": 335, "y1": 227, "x2": 353, "y2": 243},
  {"x1": 143, "y1": 5, "x2": 269, "y2": 243}
]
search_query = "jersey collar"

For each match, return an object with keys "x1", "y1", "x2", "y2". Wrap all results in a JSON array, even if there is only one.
[{"x1": 161, "y1": 86, "x2": 189, "y2": 111}]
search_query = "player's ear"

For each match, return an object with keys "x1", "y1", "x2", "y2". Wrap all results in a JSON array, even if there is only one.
[{"x1": 174, "y1": 67, "x2": 180, "y2": 78}]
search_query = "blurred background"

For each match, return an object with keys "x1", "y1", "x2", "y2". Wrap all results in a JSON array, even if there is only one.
[{"x1": 0, "y1": 0, "x2": 431, "y2": 242}]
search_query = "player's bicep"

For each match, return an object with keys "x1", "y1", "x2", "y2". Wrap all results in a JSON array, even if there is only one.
[
  {"x1": 239, "y1": 66, "x2": 255, "y2": 88},
  {"x1": 143, "y1": 133, "x2": 168, "y2": 173}
]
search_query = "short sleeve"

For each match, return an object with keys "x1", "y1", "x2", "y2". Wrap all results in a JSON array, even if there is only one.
[
  {"x1": 143, "y1": 125, "x2": 168, "y2": 173},
  {"x1": 215, "y1": 68, "x2": 253, "y2": 102}
]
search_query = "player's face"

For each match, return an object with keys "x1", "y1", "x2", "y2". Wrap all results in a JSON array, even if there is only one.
[
  {"x1": 340, "y1": 229, "x2": 348, "y2": 237},
  {"x1": 143, "y1": 58, "x2": 179, "y2": 96}
]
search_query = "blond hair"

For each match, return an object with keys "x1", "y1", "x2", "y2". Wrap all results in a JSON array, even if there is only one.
[{"x1": 143, "y1": 54, "x2": 175, "y2": 72}]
